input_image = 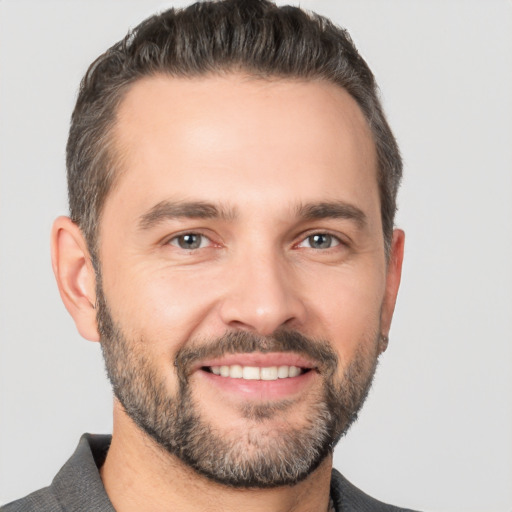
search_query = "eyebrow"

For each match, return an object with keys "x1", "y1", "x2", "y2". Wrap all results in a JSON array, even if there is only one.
[
  {"x1": 296, "y1": 201, "x2": 367, "y2": 228},
  {"x1": 138, "y1": 199, "x2": 367, "y2": 231},
  {"x1": 138, "y1": 200, "x2": 237, "y2": 230}
]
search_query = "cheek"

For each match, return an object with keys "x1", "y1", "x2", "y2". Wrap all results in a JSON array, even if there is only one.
[
  {"x1": 304, "y1": 264, "x2": 385, "y2": 353},
  {"x1": 101, "y1": 260, "x2": 222, "y2": 348}
]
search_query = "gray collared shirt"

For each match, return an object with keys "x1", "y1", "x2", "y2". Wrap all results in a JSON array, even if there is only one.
[{"x1": 1, "y1": 434, "x2": 418, "y2": 511}]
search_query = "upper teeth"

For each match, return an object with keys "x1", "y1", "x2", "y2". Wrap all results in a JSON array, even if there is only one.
[{"x1": 210, "y1": 365, "x2": 302, "y2": 380}]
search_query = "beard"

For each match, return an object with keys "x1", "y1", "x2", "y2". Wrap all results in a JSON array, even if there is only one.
[{"x1": 96, "y1": 282, "x2": 380, "y2": 488}]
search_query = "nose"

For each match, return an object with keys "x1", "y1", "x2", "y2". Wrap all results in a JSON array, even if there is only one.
[{"x1": 218, "y1": 249, "x2": 306, "y2": 336}]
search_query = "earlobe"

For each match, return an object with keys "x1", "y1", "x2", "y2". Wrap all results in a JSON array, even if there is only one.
[
  {"x1": 51, "y1": 216, "x2": 100, "y2": 342},
  {"x1": 380, "y1": 229, "x2": 405, "y2": 345}
]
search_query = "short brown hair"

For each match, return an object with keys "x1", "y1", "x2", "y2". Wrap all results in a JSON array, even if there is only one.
[{"x1": 67, "y1": 0, "x2": 402, "y2": 262}]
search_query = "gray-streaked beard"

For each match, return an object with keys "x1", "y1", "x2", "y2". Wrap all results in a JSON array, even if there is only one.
[{"x1": 96, "y1": 283, "x2": 380, "y2": 488}]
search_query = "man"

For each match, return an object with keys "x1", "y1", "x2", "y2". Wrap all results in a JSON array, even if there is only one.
[{"x1": 2, "y1": 0, "x2": 413, "y2": 510}]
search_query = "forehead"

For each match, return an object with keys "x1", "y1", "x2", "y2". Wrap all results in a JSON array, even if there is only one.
[{"x1": 106, "y1": 73, "x2": 378, "y2": 224}]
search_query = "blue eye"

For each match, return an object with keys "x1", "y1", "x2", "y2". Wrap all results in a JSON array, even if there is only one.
[
  {"x1": 170, "y1": 233, "x2": 208, "y2": 250},
  {"x1": 299, "y1": 233, "x2": 340, "y2": 249}
]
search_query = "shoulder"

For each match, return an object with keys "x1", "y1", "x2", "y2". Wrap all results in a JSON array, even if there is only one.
[
  {"x1": 1, "y1": 434, "x2": 113, "y2": 512},
  {"x1": 1, "y1": 487, "x2": 62, "y2": 512},
  {"x1": 331, "y1": 469, "x2": 420, "y2": 512}
]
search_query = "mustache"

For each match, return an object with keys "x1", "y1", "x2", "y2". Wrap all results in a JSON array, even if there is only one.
[{"x1": 174, "y1": 330, "x2": 338, "y2": 380}]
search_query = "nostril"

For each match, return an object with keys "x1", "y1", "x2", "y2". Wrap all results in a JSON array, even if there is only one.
[{"x1": 227, "y1": 320, "x2": 254, "y2": 331}]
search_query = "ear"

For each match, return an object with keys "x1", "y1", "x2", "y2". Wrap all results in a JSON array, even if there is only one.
[
  {"x1": 380, "y1": 229, "x2": 405, "y2": 344},
  {"x1": 51, "y1": 216, "x2": 100, "y2": 342}
]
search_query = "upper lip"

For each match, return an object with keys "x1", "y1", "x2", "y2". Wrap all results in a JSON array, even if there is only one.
[{"x1": 192, "y1": 352, "x2": 318, "y2": 372}]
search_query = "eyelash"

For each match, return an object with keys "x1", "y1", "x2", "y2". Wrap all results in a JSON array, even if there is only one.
[
  {"x1": 167, "y1": 232, "x2": 213, "y2": 250},
  {"x1": 166, "y1": 231, "x2": 346, "y2": 251},
  {"x1": 296, "y1": 232, "x2": 343, "y2": 250}
]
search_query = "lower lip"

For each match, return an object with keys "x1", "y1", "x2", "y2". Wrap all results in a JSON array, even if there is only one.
[{"x1": 196, "y1": 369, "x2": 317, "y2": 401}]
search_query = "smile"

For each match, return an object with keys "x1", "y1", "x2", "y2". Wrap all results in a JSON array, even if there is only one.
[
  {"x1": 193, "y1": 353, "x2": 318, "y2": 400},
  {"x1": 206, "y1": 365, "x2": 306, "y2": 380}
]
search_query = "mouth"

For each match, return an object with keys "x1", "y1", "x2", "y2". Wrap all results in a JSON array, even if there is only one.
[
  {"x1": 194, "y1": 352, "x2": 316, "y2": 378},
  {"x1": 191, "y1": 352, "x2": 318, "y2": 401}
]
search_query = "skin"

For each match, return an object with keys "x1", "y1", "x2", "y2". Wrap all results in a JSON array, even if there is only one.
[{"x1": 51, "y1": 74, "x2": 404, "y2": 512}]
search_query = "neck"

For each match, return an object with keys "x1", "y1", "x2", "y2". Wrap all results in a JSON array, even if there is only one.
[{"x1": 100, "y1": 404, "x2": 333, "y2": 512}]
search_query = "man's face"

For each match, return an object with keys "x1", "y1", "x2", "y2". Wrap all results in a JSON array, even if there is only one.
[{"x1": 95, "y1": 74, "x2": 401, "y2": 487}]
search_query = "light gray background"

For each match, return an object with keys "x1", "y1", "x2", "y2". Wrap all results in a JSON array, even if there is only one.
[{"x1": 1, "y1": 1, "x2": 511, "y2": 510}]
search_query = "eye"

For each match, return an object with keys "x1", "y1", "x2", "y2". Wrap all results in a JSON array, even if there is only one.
[
  {"x1": 298, "y1": 233, "x2": 341, "y2": 250},
  {"x1": 169, "y1": 233, "x2": 210, "y2": 250}
]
